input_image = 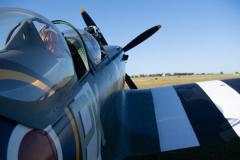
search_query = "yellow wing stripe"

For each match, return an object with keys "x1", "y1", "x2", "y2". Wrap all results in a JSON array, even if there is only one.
[
  {"x1": 64, "y1": 107, "x2": 81, "y2": 160},
  {"x1": 0, "y1": 69, "x2": 54, "y2": 94}
]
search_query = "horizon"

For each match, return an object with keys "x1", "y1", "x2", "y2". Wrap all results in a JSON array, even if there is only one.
[
  {"x1": 1, "y1": 0, "x2": 240, "y2": 75},
  {"x1": 130, "y1": 71, "x2": 239, "y2": 76}
]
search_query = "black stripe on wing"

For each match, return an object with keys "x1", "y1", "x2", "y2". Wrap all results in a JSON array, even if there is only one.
[
  {"x1": 222, "y1": 78, "x2": 240, "y2": 94},
  {"x1": 101, "y1": 90, "x2": 160, "y2": 159},
  {"x1": 174, "y1": 84, "x2": 238, "y2": 145},
  {"x1": 125, "y1": 140, "x2": 240, "y2": 160}
]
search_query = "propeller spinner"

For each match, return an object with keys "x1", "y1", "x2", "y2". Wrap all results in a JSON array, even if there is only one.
[{"x1": 80, "y1": 8, "x2": 108, "y2": 45}]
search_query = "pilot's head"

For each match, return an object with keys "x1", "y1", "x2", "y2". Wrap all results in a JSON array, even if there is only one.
[{"x1": 40, "y1": 27, "x2": 59, "y2": 54}]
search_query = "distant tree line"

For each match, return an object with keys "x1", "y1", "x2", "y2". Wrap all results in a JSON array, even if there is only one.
[
  {"x1": 132, "y1": 73, "x2": 194, "y2": 78},
  {"x1": 131, "y1": 74, "x2": 163, "y2": 78},
  {"x1": 164, "y1": 73, "x2": 195, "y2": 76},
  {"x1": 173, "y1": 73, "x2": 194, "y2": 76},
  {"x1": 131, "y1": 72, "x2": 240, "y2": 78}
]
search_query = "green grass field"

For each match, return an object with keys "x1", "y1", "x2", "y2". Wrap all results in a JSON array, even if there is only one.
[{"x1": 129, "y1": 74, "x2": 240, "y2": 89}]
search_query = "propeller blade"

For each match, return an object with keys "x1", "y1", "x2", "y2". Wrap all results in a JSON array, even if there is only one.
[
  {"x1": 97, "y1": 32, "x2": 108, "y2": 45},
  {"x1": 80, "y1": 8, "x2": 96, "y2": 26},
  {"x1": 80, "y1": 8, "x2": 108, "y2": 45},
  {"x1": 122, "y1": 25, "x2": 161, "y2": 52},
  {"x1": 125, "y1": 74, "x2": 138, "y2": 89}
]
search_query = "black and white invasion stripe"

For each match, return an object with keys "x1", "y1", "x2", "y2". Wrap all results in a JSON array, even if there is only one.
[{"x1": 151, "y1": 79, "x2": 240, "y2": 152}]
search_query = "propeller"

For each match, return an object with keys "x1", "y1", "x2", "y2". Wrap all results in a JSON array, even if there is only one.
[
  {"x1": 80, "y1": 8, "x2": 108, "y2": 45},
  {"x1": 122, "y1": 25, "x2": 161, "y2": 89},
  {"x1": 79, "y1": 9, "x2": 161, "y2": 89},
  {"x1": 125, "y1": 74, "x2": 137, "y2": 89},
  {"x1": 122, "y1": 25, "x2": 161, "y2": 52}
]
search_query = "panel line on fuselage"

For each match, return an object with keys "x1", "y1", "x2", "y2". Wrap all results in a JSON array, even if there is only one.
[{"x1": 64, "y1": 107, "x2": 81, "y2": 160}]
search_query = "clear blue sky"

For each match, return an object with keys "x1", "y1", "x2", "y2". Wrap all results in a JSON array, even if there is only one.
[{"x1": 1, "y1": 0, "x2": 240, "y2": 75}]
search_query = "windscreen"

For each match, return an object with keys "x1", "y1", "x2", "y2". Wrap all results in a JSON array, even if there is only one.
[
  {"x1": 0, "y1": 9, "x2": 75, "y2": 102},
  {"x1": 0, "y1": 10, "x2": 33, "y2": 50}
]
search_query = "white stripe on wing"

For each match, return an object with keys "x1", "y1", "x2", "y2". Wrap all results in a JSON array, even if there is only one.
[
  {"x1": 197, "y1": 80, "x2": 240, "y2": 137},
  {"x1": 151, "y1": 87, "x2": 200, "y2": 152}
]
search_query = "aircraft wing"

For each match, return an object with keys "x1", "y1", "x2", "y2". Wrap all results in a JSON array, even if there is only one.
[{"x1": 101, "y1": 78, "x2": 240, "y2": 159}]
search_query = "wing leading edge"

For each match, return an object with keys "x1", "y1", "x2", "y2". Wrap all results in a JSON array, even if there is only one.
[{"x1": 101, "y1": 78, "x2": 240, "y2": 160}]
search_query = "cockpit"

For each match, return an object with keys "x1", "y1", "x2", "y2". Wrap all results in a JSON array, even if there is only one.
[
  {"x1": 0, "y1": 8, "x2": 107, "y2": 102},
  {"x1": 0, "y1": 9, "x2": 75, "y2": 101},
  {"x1": 0, "y1": 8, "x2": 110, "y2": 130},
  {"x1": 53, "y1": 20, "x2": 105, "y2": 68}
]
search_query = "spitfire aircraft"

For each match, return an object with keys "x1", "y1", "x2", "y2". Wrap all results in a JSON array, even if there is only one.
[{"x1": 0, "y1": 8, "x2": 240, "y2": 160}]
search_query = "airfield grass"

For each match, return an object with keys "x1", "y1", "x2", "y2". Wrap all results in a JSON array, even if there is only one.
[{"x1": 126, "y1": 74, "x2": 240, "y2": 89}]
